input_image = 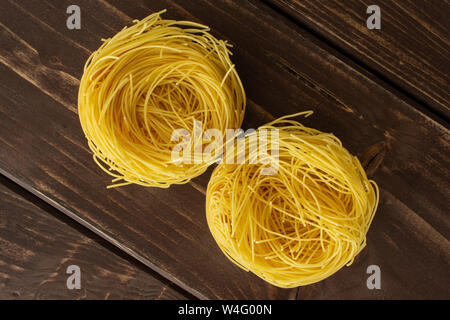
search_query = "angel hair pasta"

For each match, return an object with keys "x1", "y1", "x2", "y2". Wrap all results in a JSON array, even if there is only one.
[
  {"x1": 206, "y1": 112, "x2": 379, "y2": 288},
  {"x1": 78, "y1": 10, "x2": 245, "y2": 188}
]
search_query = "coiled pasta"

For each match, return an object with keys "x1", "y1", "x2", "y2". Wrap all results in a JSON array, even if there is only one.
[
  {"x1": 78, "y1": 10, "x2": 245, "y2": 188},
  {"x1": 206, "y1": 113, "x2": 379, "y2": 288}
]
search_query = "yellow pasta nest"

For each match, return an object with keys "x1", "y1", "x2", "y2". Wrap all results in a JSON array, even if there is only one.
[
  {"x1": 206, "y1": 113, "x2": 379, "y2": 288},
  {"x1": 78, "y1": 10, "x2": 245, "y2": 188}
]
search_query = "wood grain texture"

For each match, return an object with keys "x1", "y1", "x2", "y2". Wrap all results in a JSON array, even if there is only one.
[
  {"x1": 0, "y1": 0, "x2": 297, "y2": 299},
  {"x1": 0, "y1": 176, "x2": 187, "y2": 300},
  {"x1": 266, "y1": 0, "x2": 450, "y2": 119},
  {"x1": 0, "y1": 0, "x2": 448, "y2": 299}
]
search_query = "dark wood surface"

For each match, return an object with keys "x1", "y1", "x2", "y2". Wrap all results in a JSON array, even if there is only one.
[
  {"x1": 266, "y1": 0, "x2": 450, "y2": 120},
  {"x1": 0, "y1": 175, "x2": 188, "y2": 299},
  {"x1": 0, "y1": 0, "x2": 448, "y2": 299}
]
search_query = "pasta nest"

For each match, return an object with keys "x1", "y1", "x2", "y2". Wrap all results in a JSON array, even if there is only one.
[{"x1": 78, "y1": 10, "x2": 245, "y2": 188}]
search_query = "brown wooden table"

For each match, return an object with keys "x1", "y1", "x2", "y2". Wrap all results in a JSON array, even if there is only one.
[{"x1": 0, "y1": 0, "x2": 448, "y2": 299}]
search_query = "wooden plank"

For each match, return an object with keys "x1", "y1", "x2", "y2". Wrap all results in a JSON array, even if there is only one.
[
  {"x1": 0, "y1": 0, "x2": 448, "y2": 299},
  {"x1": 266, "y1": 0, "x2": 450, "y2": 119},
  {"x1": 0, "y1": 176, "x2": 188, "y2": 300},
  {"x1": 0, "y1": 0, "x2": 296, "y2": 300}
]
